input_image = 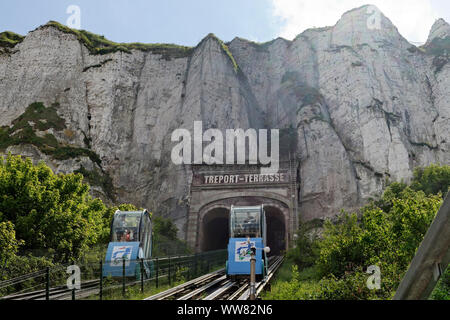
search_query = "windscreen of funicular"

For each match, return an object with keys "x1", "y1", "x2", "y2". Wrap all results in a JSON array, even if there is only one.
[
  {"x1": 232, "y1": 209, "x2": 260, "y2": 238},
  {"x1": 112, "y1": 212, "x2": 141, "y2": 242}
]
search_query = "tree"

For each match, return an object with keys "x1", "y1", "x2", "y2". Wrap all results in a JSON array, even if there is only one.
[
  {"x1": 0, "y1": 153, "x2": 107, "y2": 262},
  {"x1": 411, "y1": 164, "x2": 450, "y2": 196},
  {"x1": 0, "y1": 221, "x2": 23, "y2": 270}
]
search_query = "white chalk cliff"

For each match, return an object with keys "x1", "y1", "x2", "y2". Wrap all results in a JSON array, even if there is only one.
[{"x1": 0, "y1": 5, "x2": 448, "y2": 236}]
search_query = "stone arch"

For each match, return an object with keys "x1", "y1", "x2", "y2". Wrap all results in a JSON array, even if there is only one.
[
  {"x1": 196, "y1": 195, "x2": 290, "y2": 253},
  {"x1": 195, "y1": 190, "x2": 291, "y2": 213}
]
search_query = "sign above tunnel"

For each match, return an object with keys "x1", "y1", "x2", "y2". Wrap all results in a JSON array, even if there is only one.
[{"x1": 192, "y1": 170, "x2": 290, "y2": 186}]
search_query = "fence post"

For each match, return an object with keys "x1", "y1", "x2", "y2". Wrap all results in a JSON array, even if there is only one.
[
  {"x1": 99, "y1": 260, "x2": 103, "y2": 301},
  {"x1": 174, "y1": 258, "x2": 177, "y2": 283},
  {"x1": 122, "y1": 258, "x2": 126, "y2": 297},
  {"x1": 140, "y1": 259, "x2": 144, "y2": 293},
  {"x1": 155, "y1": 258, "x2": 159, "y2": 288},
  {"x1": 45, "y1": 267, "x2": 50, "y2": 301},
  {"x1": 168, "y1": 256, "x2": 171, "y2": 286},
  {"x1": 194, "y1": 253, "x2": 198, "y2": 278},
  {"x1": 187, "y1": 256, "x2": 191, "y2": 280}
]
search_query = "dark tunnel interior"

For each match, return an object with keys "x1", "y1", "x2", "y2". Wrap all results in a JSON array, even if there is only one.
[
  {"x1": 265, "y1": 207, "x2": 286, "y2": 256},
  {"x1": 201, "y1": 208, "x2": 229, "y2": 252}
]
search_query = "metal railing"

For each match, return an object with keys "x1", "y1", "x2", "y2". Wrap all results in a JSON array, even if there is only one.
[{"x1": 0, "y1": 250, "x2": 227, "y2": 300}]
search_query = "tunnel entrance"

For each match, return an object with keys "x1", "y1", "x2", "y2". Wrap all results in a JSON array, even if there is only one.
[
  {"x1": 200, "y1": 208, "x2": 229, "y2": 252},
  {"x1": 199, "y1": 201, "x2": 287, "y2": 254},
  {"x1": 265, "y1": 206, "x2": 286, "y2": 255}
]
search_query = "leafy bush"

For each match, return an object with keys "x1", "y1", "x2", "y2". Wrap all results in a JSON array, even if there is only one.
[
  {"x1": 314, "y1": 187, "x2": 442, "y2": 298},
  {"x1": 410, "y1": 164, "x2": 450, "y2": 196},
  {"x1": 267, "y1": 164, "x2": 449, "y2": 300},
  {"x1": 0, "y1": 221, "x2": 23, "y2": 269},
  {"x1": 0, "y1": 153, "x2": 108, "y2": 262},
  {"x1": 0, "y1": 254, "x2": 54, "y2": 296},
  {"x1": 431, "y1": 267, "x2": 450, "y2": 300}
]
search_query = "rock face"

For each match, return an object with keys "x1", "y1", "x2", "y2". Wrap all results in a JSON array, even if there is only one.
[{"x1": 0, "y1": 5, "x2": 449, "y2": 236}]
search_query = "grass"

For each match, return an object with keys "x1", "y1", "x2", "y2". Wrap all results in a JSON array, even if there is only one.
[
  {"x1": 84, "y1": 278, "x2": 181, "y2": 301},
  {"x1": 0, "y1": 31, "x2": 24, "y2": 48},
  {"x1": 42, "y1": 21, "x2": 193, "y2": 59},
  {"x1": 261, "y1": 256, "x2": 321, "y2": 300},
  {"x1": 0, "y1": 102, "x2": 102, "y2": 166},
  {"x1": 271, "y1": 257, "x2": 295, "y2": 283},
  {"x1": 11, "y1": 101, "x2": 66, "y2": 132}
]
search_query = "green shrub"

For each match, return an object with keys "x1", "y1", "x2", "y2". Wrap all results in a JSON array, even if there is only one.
[
  {"x1": 0, "y1": 102, "x2": 102, "y2": 167},
  {"x1": 0, "y1": 31, "x2": 24, "y2": 48},
  {"x1": 431, "y1": 267, "x2": 450, "y2": 300},
  {"x1": 411, "y1": 164, "x2": 450, "y2": 196},
  {"x1": 0, "y1": 254, "x2": 54, "y2": 296},
  {"x1": 0, "y1": 221, "x2": 23, "y2": 269}
]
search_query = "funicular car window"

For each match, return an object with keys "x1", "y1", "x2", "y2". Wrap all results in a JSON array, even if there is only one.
[
  {"x1": 232, "y1": 209, "x2": 260, "y2": 238},
  {"x1": 112, "y1": 212, "x2": 141, "y2": 242}
]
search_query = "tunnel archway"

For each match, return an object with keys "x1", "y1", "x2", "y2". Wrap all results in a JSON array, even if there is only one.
[
  {"x1": 197, "y1": 197, "x2": 289, "y2": 254},
  {"x1": 200, "y1": 207, "x2": 229, "y2": 252}
]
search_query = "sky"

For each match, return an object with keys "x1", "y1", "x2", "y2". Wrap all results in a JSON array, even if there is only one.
[{"x1": 1, "y1": 0, "x2": 449, "y2": 46}]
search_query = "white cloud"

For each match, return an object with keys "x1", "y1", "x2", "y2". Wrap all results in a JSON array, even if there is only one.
[{"x1": 270, "y1": 0, "x2": 439, "y2": 43}]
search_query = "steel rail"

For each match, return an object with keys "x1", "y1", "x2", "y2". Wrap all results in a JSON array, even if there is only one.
[
  {"x1": 177, "y1": 275, "x2": 227, "y2": 300},
  {"x1": 202, "y1": 280, "x2": 235, "y2": 300},
  {"x1": 144, "y1": 268, "x2": 225, "y2": 300}
]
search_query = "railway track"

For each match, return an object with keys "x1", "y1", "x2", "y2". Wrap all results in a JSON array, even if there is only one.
[
  {"x1": 145, "y1": 255, "x2": 284, "y2": 301},
  {"x1": 1, "y1": 279, "x2": 101, "y2": 300},
  {"x1": 3, "y1": 256, "x2": 284, "y2": 301},
  {"x1": 144, "y1": 268, "x2": 226, "y2": 300}
]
